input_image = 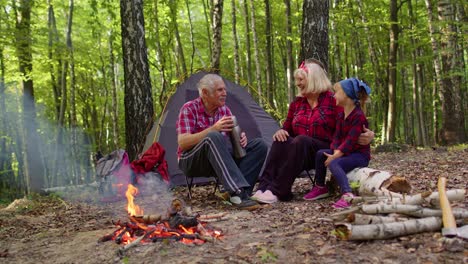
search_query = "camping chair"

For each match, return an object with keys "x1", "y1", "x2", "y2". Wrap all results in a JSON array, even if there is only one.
[
  {"x1": 304, "y1": 169, "x2": 315, "y2": 186},
  {"x1": 184, "y1": 174, "x2": 220, "y2": 200}
]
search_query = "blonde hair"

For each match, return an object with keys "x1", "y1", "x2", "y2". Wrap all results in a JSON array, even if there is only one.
[
  {"x1": 294, "y1": 63, "x2": 331, "y2": 95},
  {"x1": 197, "y1": 74, "x2": 223, "y2": 96}
]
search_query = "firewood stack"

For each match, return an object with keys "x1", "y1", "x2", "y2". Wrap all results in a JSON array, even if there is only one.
[{"x1": 330, "y1": 169, "x2": 467, "y2": 241}]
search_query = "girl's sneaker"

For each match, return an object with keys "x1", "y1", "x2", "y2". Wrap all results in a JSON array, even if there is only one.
[
  {"x1": 303, "y1": 185, "x2": 330, "y2": 201},
  {"x1": 332, "y1": 193, "x2": 354, "y2": 209}
]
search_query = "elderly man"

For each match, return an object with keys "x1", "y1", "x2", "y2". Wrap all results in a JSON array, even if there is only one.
[{"x1": 176, "y1": 73, "x2": 268, "y2": 209}]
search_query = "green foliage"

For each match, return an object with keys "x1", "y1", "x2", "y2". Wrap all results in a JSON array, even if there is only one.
[{"x1": 0, "y1": 0, "x2": 466, "y2": 197}]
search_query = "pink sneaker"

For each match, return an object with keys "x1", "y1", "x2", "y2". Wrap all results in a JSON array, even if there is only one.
[
  {"x1": 303, "y1": 185, "x2": 330, "y2": 201},
  {"x1": 251, "y1": 190, "x2": 264, "y2": 200},
  {"x1": 332, "y1": 193, "x2": 354, "y2": 209}
]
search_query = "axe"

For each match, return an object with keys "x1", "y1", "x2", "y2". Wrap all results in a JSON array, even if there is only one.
[{"x1": 438, "y1": 177, "x2": 467, "y2": 239}]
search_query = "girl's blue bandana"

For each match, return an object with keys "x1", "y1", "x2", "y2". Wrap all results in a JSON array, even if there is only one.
[{"x1": 339, "y1": 78, "x2": 371, "y2": 103}]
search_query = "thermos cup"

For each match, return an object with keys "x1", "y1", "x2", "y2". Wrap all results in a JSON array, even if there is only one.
[{"x1": 229, "y1": 116, "x2": 246, "y2": 159}]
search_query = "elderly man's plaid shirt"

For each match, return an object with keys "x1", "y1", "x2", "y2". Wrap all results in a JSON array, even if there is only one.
[
  {"x1": 176, "y1": 97, "x2": 232, "y2": 157},
  {"x1": 331, "y1": 107, "x2": 370, "y2": 160},
  {"x1": 282, "y1": 91, "x2": 338, "y2": 143}
]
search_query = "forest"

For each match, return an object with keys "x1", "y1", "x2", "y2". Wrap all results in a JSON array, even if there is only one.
[{"x1": 0, "y1": 0, "x2": 466, "y2": 199}]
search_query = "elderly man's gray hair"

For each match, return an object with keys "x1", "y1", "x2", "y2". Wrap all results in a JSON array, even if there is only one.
[{"x1": 197, "y1": 74, "x2": 223, "y2": 96}]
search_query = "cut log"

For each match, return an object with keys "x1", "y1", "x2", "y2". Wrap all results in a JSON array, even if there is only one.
[
  {"x1": 334, "y1": 217, "x2": 442, "y2": 240},
  {"x1": 346, "y1": 168, "x2": 411, "y2": 195},
  {"x1": 361, "y1": 204, "x2": 468, "y2": 218},
  {"x1": 348, "y1": 189, "x2": 465, "y2": 206},
  {"x1": 346, "y1": 213, "x2": 410, "y2": 225}
]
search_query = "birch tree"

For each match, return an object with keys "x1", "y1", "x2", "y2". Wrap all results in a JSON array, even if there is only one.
[
  {"x1": 211, "y1": 0, "x2": 224, "y2": 71},
  {"x1": 120, "y1": 0, "x2": 154, "y2": 161}
]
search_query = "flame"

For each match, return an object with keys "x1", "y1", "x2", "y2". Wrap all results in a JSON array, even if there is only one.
[
  {"x1": 126, "y1": 184, "x2": 143, "y2": 216},
  {"x1": 102, "y1": 193, "x2": 223, "y2": 245}
]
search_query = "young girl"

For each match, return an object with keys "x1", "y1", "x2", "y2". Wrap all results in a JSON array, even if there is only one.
[{"x1": 303, "y1": 78, "x2": 371, "y2": 209}]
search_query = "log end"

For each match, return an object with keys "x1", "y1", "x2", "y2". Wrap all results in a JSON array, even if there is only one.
[
  {"x1": 333, "y1": 223, "x2": 352, "y2": 240},
  {"x1": 383, "y1": 176, "x2": 412, "y2": 194}
]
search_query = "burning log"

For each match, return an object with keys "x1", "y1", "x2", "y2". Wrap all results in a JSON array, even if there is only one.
[
  {"x1": 334, "y1": 217, "x2": 442, "y2": 240},
  {"x1": 130, "y1": 214, "x2": 164, "y2": 224},
  {"x1": 168, "y1": 214, "x2": 199, "y2": 229},
  {"x1": 99, "y1": 185, "x2": 222, "y2": 247}
]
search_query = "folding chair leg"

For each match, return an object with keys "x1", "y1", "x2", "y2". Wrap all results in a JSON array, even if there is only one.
[
  {"x1": 211, "y1": 178, "x2": 219, "y2": 196},
  {"x1": 185, "y1": 174, "x2": 194, "y2": 200},
  {"x1": 306, "y1": 170, "x2": 315, "y2": 186}
]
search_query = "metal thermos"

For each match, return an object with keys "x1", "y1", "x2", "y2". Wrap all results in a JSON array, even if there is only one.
[{"x1": 229, "y1": 116, "x2": 246, "y2": 159}]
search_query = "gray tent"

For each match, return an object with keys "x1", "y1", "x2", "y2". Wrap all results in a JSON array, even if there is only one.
[{"x1": 144, "y1": 71, "x2": 280, "y2": 186}]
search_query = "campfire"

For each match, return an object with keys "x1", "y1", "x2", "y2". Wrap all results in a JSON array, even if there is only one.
[{"x1": 99, "y1": 184, "x2": 222, "y2": 247}]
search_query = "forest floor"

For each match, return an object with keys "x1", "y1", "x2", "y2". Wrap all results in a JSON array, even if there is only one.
[{"x1": 0, "y1": 147, "x2": 467, "y2": 264}]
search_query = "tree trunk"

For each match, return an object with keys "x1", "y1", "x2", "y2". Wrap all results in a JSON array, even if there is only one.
[
  {"x1": 185, "y1": 0, "x2": 195, "y2": 74},
  {"x1": 436, "y1": 0, "x2": 464, "y2": 144},
  {"x1": 330, "y1": 0, "x2": 342, "y2": 81},
  {"x1": 202, "y1": 0, "x2": 212, "y2": 61},
  {"x1": 248, "y1": 0, "x2": 262, "y2": 103},
  {"x1": 0, "y1": 47, "x2": 15, "y2": 189},
  {"x1": 231, "y1": 0, "x2": 240, "y2": 83},
  {"x1": 408, "y1": 0, "x2": 427, "y2": 146},
  {"x1": 356, "y1": 0, "x2": 386, "y2": 131},
  {"x1": 120, "y1": 0, "x2": 154, "y2": 161},
  {"x1": 300, "y1": 0, "x2": 329, "y2": 71},
  {"x1": 211, "y1": 0, "x2": 223, "y2": 72},
  {"x1": 15, "y1": 0, "x2": 45, "y2": 192},
  {"x1": 386, "y1": 0, "x2": 398, "y2": 143},
  {"x1": 242, "y1": 0, "x2": 252, "y2": 87},
  {"x1": 284, "y1": 0, "x2": 294, "y2": 103},
  {"x1": 152, "y1": 0, "x2": 168, "y2": 109},
  {"x1": 169, "y1": 0, "x2": 187, "y2": 75},
  {"x1": 109, "y1": 30, "x2": 119, "y2": 150},
  {"x1": 66, "y1": 0, "x2": 79, "y2": 184},
  {"x1": 264, "y1": 0, "x2": 274, "y2": 107},
  {"x1": 47, "y1": 1, "x2": 61, "y2": 122}
]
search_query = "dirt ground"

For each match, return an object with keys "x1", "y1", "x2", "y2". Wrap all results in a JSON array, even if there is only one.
[{"x1": 0, "y1": 148, "x2": 467, "y2": 264}]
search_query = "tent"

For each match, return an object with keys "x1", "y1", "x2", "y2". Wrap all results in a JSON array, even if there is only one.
[{"x1": 144, "y1": 71, "x2": 280, "y2": 186}]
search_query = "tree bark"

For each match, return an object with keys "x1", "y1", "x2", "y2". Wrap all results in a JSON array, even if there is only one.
[
  {"x1": 284, "y1": 0, "x2": 294, "y2": 103},
  {"x1": 242, "y1": 0, "x2": 252, "y2": 87},
  {"x1": 386, "y1": 0, "x2": 398, "y2": 142},
  {"x1": 47, "y1": 1, "x2": 61, "y2": 122},
  {"x1": 152, "y1": 0, "x2": 168, "y2": 109},
  {"x1": 361, "y1": 204, "x2": 468, "y2": 218},
  {"x1": 185, "y1": 0, "x2": 195, "y2": 74},
  {"x1": 15, "y1": 0, "x2": 45, "y2": 192},
  {"x1": 210, "y1": 0, "x2": 223, "y2": 71},
  {"x1": 335, "y1": 217, "x2": 442, "y2": 240},
  {"x1": 248, "y1": 0, "x2": 262, "y2": 103},
  {"x1": 120, "y1": 0, "x2": 154, "y2": 161},
  {"x1": 264, "y1": 0, "x2": 274, "y2": 107},
  {"x1": 169, "y1": 0, "x2": 187, "y2": 75},
  {"x1": 231, "y1": 0, "x2": 240, "y2": 83},
  {"x1": 109, "y1": 30, "x2": 119, "y2": 150},
  {"x1": 436, "y1": 0, "x2": 464, "y2": 144},
  {"x1": 300, "y1": 0, "x2": 329, "y2": 71},
  {"x1": 202, "y1": 0, "x2": 212, "y2": 61},
  {"x1": 330, "y1": 0, "x2": 342, "y2": 81}
]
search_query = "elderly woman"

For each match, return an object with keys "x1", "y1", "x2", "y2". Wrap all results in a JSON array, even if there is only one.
[{"x1": 253, "y1": 61, "x2": 373, "y2": 203}]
